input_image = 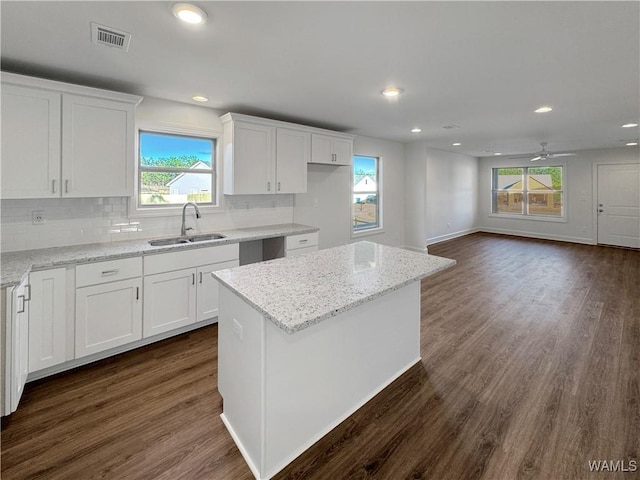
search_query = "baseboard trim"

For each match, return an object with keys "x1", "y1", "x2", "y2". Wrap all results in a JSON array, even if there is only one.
[
  {"x1": 426, "y1": 227, "x2": 480, "y2": 246},
  {"x1": 478, "y1": 227, "x2": 596, "y2": 245}
]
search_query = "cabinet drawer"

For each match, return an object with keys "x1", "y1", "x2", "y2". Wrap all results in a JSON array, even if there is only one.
[
  {"x1": 286, "y1": 245, "x2": 318, "y2": 257},
  {"x1": 76, "y1": 257, "x2": 142, "y2": 287},
  {"x1": 144, "y1": 243, "x2": 240, "y2": 276},
  {"x1": 286, "y1": 232, "x2": 319, "y2": 251}
]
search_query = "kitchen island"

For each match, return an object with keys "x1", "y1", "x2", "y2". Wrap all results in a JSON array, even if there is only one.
[{"x1": 213, "y1": 241, "x2": 455, "y2": 480}]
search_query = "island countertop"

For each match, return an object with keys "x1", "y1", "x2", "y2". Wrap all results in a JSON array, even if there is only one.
[{"x1": 213, "y1": 241, "x2": 456, "y2": 334}]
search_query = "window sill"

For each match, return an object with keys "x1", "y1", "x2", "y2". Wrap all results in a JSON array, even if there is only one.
[
  {"x1": 130, "y1": 202, "x2": 224, "y2": 218},
  {"x1": 351, "y1": 226, "x2": 385, "y2": 239},
  {"x1": 488, "y1": 213, "x2": 567, "y2": 223}
]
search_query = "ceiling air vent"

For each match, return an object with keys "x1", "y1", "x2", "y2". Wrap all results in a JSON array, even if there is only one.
[{"x1": 91, "y1": 22, "x2": 131, "y2": 52}]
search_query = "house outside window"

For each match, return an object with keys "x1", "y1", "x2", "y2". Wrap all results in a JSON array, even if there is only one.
[
  {"x1": 353, "y1": 155, "x2": 380, "y2": 232},
  {"x1": 492, "y1": 166, "x2": 564, "y2": 217},
  {"x1": 138, "y1": 131, "x2": 216, "y2": 209}
]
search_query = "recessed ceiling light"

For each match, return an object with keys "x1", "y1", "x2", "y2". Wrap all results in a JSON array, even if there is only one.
[
  {"x1": 534, "y1": 106, "x2": 553, "y2": 113},
  {"x1": 172, "y1": 3, "x2": 207, "y2": 24},
  {"x1": 382, "y1": 87, "x2": 403, "y2": 97},
  {"x1": 622, "y1": 123, "x2": 639, "y2": 128},
  {"x1": 494, "y1": 152, "x2": 502, "y2": 156},
  {"x1": 452, "y1": 142, "x2": 462, "y2": 146},
  {"x1": 626, "y1": 141, "x2": 638, "y2": 146},
  {"x1": 411, "y1": 128, "x2": 422, "y2": 133},
  {"x1": 192, "y1": 95, "x2": 209, "y2": 102}
]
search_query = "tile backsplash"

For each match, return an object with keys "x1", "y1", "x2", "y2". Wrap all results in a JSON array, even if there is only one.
[{"x1": 1, "y1": 195, "x2": 294, "y2": 252}]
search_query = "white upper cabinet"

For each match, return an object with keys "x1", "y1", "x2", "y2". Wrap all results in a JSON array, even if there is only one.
[
  {"x1": 0, "y1": 72, "x2": 142, "y2": 199},
  {"x1": 223, "y1": 120, "x2": 276, "y2": 194},
  {"x1": 275, "y1": 128, "x2": 309, "y2": 193},
  {"x1": 62, "y1": 95, "x2": 135, "y2": 197},
  {"x1": 1, "y1": 85, "x2": 61, "y2": 198},
  {"x1": 310, "y1": 133, "x2": 353, "y2": 166},
  {"x1": 221, "y1": 113, "x2": 351, "y2": 195}
]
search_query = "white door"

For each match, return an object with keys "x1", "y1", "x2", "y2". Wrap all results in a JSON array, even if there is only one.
[
  {"x1": 61, "y1": 94, "x2": 134, "y2": 197},
  {"x1": 75, "y1": 278, "x2": 142, "y2": 358},
  {"x1": 597, "y1": 163, "x2": 640, "y2": 248},
  {"x1": 276, "y1": 128, "x2": 309, "y2": 193},
  {"x1": 29, "y1": 268, "x2": 67, "y2": 372},
  {"x1": 196, "y1": 260, "x2": 240, "y2": 322},
  {"x1": 143, "y1": 268, "x2": 196, "y2": 337},
  {"x1": 1, "y1": 85, "x2": 61, "y2": 199}
]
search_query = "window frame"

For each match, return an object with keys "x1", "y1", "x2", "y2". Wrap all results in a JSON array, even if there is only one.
[
  {"x1": 131, "y1": 122, "x2": 223, "y2": 218},
  {"x1": 490, "y1": 165, "x2": 566, "y2": 221},
  {"x1": 351, "y1": 154, "x2": 384, "y2": 237}
]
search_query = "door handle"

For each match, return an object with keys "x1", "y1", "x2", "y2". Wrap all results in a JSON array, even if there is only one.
[
  {"x1": 136, "y1": 287, "x2": 139, "y2": 300},
  {"x1": 192, "y1": 273, "x2": 196, "y2": 285},
  {"x1": 24, "y1": 284, "x2": 31, "y2": 301},
  {"x1": 65, "y1": 179, "x2": 70, "y2": 193},
  {"x1": 17, "y1": 295, "x2": 25, "y2": 314},
  {"x1": 267, "y1": 181, "x2": 271, "y2": 192},
  {"x1": 278, "y1": 182, "x2": 281, "y2": 191},
  {"x1": 199, "y1": 272, "x2": 203, "y2": 284},
  {"x1": 52, "y1": 179, "x2": 56, "y2": 194}
]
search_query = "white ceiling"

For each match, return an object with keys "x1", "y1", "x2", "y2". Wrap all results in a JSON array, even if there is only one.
[{"x1": 1, "y1": 1, "x2": 639, "y2": 157}]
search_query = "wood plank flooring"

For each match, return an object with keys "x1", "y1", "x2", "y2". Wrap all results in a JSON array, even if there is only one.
[{"x1": 2, "y1": 233, "x2": 639, "y2": 480}]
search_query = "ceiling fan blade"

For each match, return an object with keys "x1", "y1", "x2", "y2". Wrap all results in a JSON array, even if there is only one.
[
  {"x1": 552, "y1": 153, "x2": 576, "y2": 157},
  {"x1": 530, "y1": 156, "x2": 542, "y2": 162}
]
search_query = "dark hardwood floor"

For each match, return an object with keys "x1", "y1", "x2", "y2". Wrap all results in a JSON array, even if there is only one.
[{"x1": 2, "y1": 233, "x2": 639, "y2": 480}]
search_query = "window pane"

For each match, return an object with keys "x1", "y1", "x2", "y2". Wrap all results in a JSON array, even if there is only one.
[
  {"x1": 140, "y1": 172, "x2": 212, "y2": 205},
  {"x1": 140, "y1": 132, "x2": 213, "y2": 169},
  {"x1": 493, "y1": 191, "x2": 524, "y2": 214},
  {"x1": 353, "y1": 193, "x2": 378, "y2": 230},
  {"x1": 528, "y1": 192, "x2": 563, "y2": 216},
  {"x1": 528, "y1": 166, "x2": 562, "y2": 191},
  {"x1": 495, "y1": 168, "x2": 524, "y2": 191},
  {"x1": 353, "y1": 156, "x2": 377, "y2": 188}
]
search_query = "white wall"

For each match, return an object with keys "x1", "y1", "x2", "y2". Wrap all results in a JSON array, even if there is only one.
[
  {"x1": 293, "y1": 135, "x2": 406, "y2": 249},
  {"x1": 477, "y1": 147, "x2": 640, "y2": 244},
  {"x1": 403, "y1": 143, "x2": 479, "y2": 250}
]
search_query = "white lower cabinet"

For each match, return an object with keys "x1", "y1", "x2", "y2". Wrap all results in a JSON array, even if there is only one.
[
  {"x1": 143, "y1": 244, "x2": 240, "y2": 337},
  {"x1": 143, "y1": 268, "x2": 197, "y2": 337},
  {"x1": 28, "y1": 268, "x2": 67, "y2": 373},
  {"x1": 285, "y1": 232, "x2": 319, "y2": 256},
  {"x1": 197, "y1": 260, "x2": 239, "y2": 322},
  {"x1": 75, "y1": 258, "x2": 143, "y2": 358},
  {"x1": 8, "y1": 278, "x2": 30, "y2": 415}
]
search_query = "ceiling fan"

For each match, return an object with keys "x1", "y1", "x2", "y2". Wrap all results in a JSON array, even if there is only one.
[{"x1": 511, "y1": 142, "x2": 576, "y2": 162}]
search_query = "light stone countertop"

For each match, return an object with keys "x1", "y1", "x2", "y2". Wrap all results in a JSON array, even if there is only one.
[
  {"x1": 0, "y1": 223, "x2": 318, "y2": 289},
  {"x1": 213, "y1": 241, "x2": 456, "y2": 334}
]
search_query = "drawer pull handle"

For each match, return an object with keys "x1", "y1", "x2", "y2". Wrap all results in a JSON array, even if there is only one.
[
  {"x1": 136, "y1": 287, "x2": 139, "y2": 300},
  {"x1": 299, "y1": 239, "x2": 308, "y2": 244},
  {"x1": 101, "y1": 269, "x2": 120, "y2": 277},
  {"x1": 192, "y1": 273, "x2": 196, "y2": 285},
  {"x1": 17, "y1": 295, "x2": 25, "y2": 314},
  {"x1": 199, "y1": 272, "x2": 203, "y2": 284}
]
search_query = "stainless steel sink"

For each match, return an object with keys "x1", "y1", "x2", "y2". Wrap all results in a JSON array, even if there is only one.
[{"x1": 148, "y1": 233, "x2": 226, "y2": 246}]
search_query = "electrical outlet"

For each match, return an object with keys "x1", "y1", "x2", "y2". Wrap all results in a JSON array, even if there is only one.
[{"x1": 32, "y1": 210, "x2": 45, "y2": 225}]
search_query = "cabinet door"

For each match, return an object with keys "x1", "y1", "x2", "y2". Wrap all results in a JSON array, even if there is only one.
[
  {"x1": 75, "y1": 278, "x2": 142, "y2": 358},
  {"x1": 61, "y1": 95, "x2": 134, "y2": 197},
  {"x1": 143, "y1": 268, "x2": 196, "y2": 337},
  {"x1": 29, "y1": 269, "x2": 67, "y2": 373},
  {"x1": 276, "y1": 128, "x2": 309, "y2": 193},
  {"x1": 10, "y1": 278, "x2": 30, "y2": 414},
  {"x1": 332, "y1": 137, "x2": 353, "y2": 166},
  {"x1": 196, "y1": 260, "x2": 240, "y2": 322},
  {"x1": 227, "y1": 121, "x2": 275, "y2": 194},
  {"x1": 310, "y1": 134, "x2": 334, "y2": 164},
  {"x1": 1, "y1": 85, "x2": 61, "y2": 199}
]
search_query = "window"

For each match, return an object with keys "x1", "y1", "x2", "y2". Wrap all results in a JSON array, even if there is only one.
[
  {"x1": 138, "y1": 131, "x2": 215, "y2": 208},
  {"x1": 353, "y1": 155, "x2": 380, "y2": 232},
  {"x1": 492, "y1": 166, "x2": 564, "y2": 217}
]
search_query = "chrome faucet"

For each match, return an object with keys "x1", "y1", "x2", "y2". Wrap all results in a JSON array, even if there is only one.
[{"x1": 181, "y1": 202, "x2": 201, "y2": 237}]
